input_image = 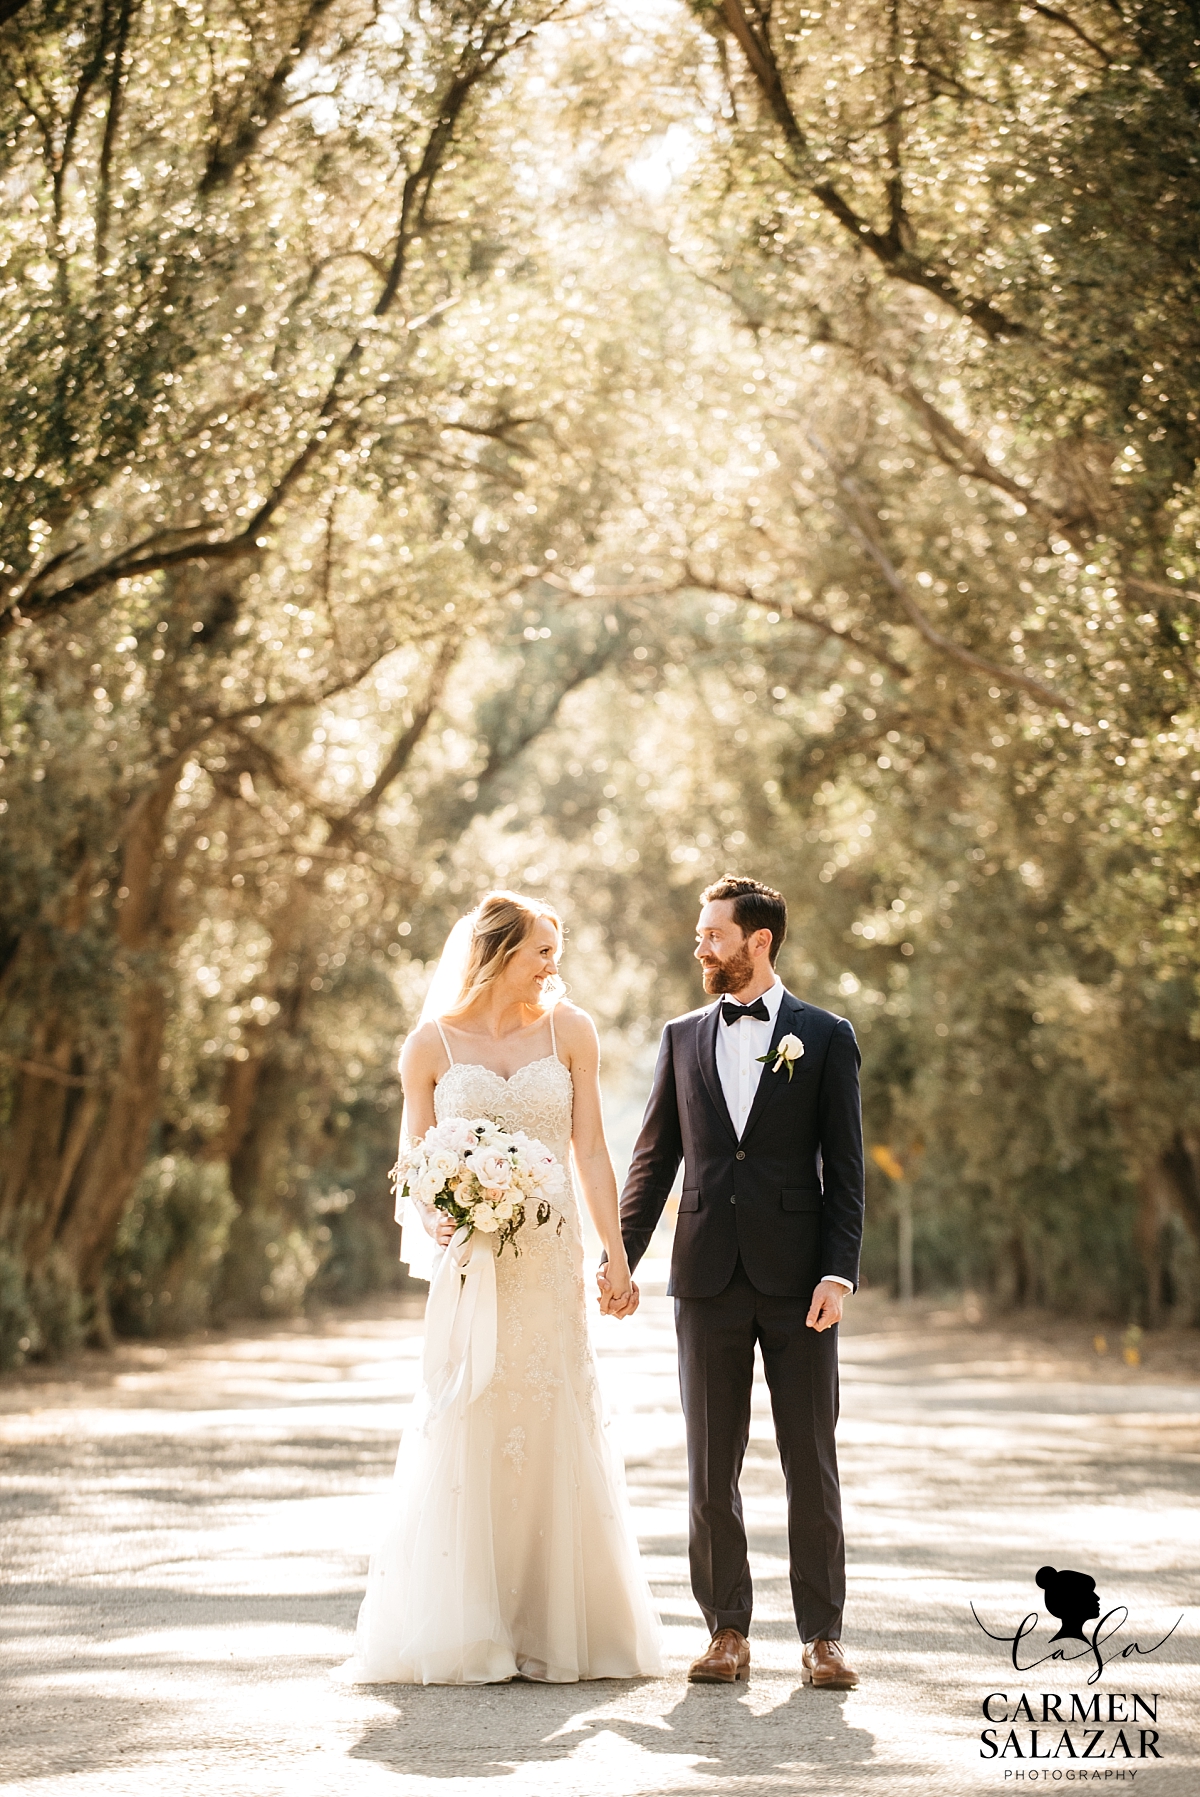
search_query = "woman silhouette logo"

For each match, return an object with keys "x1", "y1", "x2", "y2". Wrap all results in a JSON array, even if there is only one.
[
  {"x1": 973, "y1": 1568, "x2": 1181, "y2": 1682},
  {"x1": 1036, "y1": 1565, "x2": 1102, "y2": 1642}
]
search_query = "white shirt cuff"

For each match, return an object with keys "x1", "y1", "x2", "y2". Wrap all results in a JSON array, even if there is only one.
[{"x1": 820, "y1": 1275, "x2": 854, "y2": 1291}]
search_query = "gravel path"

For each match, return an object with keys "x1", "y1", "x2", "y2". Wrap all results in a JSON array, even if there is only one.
[{"x1": 2, "y1": 1276, "x2": 1198, "y2": 1796}]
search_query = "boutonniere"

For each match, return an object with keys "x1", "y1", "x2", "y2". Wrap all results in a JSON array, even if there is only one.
[{"x1": 758, "y1": 1033, "x2": 804, "y2": 1081}]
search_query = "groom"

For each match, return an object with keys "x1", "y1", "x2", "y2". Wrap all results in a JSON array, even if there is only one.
[{"x1": 615, "y1": 875, "x2": 864, "y2": 1689}]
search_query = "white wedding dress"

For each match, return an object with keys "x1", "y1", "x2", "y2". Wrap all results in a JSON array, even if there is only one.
[{"x1": 349, "y1": 1016, "x2": 663, "y2": 1684}]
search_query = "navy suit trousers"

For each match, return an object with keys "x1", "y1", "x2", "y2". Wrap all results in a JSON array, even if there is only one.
[{"x1": 674, "y1": 1255, "x2": 846, "y2": 1643}]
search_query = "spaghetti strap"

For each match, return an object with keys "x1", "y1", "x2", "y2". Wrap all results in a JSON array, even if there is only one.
[
  {"x1": 548, "y1": 1006, "x2": 558, "y2": 1062},
  {"x1": 434, "y1": 1019, "x2": 454, "y2": 1067}
]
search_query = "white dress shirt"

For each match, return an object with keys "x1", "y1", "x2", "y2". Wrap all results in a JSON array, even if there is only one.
[{"x1": 714, "y1": 976, "x2": 853, "y2": 1293}]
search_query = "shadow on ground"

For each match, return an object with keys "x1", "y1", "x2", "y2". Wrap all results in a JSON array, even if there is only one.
[
  {"x1": 2, "y1": 1289, "x2": 1197, "y2": 1795},
  {"x1": 351, "y1": 1677, "x2": 878, "y2": 1782}
]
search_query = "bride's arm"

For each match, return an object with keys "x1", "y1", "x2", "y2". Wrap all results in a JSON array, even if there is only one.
[
  {"x1": 557, "y1": 1005, "x2": 637, "y2": 1317},
  {"x1": 399, "y1": 1025, "x2": 455, "y2": 1247}
]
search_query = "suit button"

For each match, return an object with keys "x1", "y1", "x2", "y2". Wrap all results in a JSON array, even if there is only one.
[
  {"x1": 730, "y1": 1195, "x2": 736, "y2": 1205},
  {"x1": 735, "y1": 1150, "x2": 746, "y2": 1161}
]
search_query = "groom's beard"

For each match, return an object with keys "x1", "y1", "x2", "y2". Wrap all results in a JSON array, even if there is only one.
[{"x1": 701, "y1": 941, "x2": 756, "y2": 995}]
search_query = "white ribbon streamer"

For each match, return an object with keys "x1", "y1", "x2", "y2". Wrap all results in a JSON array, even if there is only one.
[
  {"x1": 421, "y1": 1224, "x2": 498, "y2": 1420},
  {"x1": 399, "y1": 1191, "x2": 437, "y2": 1283}
]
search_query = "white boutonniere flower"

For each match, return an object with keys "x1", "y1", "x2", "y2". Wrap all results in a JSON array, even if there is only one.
[{"x1": 758, "y1": 1032, "x2": 804, "y2": 1081}]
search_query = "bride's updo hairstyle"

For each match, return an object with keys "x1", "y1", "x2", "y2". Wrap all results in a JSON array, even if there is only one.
[{"x1": 444, "y1": 890, "x2": 564, "y2": 1016}]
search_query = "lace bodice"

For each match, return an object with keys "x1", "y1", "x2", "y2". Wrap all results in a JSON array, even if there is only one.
[
  {"x1": 433, "y1": 1054, "x2": 573, "y2": 1167},
  {"x1": 431, "y1": 1038, "x2": 595, "y2": 1471}
]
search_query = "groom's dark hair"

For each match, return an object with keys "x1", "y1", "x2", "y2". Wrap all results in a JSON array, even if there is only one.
[{"x1": 700, "y1": 875, "x2": 787, "y2": 964}]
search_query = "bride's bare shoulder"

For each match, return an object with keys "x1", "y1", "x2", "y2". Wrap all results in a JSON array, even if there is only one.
[
  {"x1": 552, "y1": 1001, "x2": 599, "y2": 1057},
  {"x1": 400, "y1": 1019, "x2": 449, "y2": 1075}
]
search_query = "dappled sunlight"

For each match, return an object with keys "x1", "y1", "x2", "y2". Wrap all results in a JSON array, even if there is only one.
[{"x1": 3, "y1": 1292, "x2": 1198, "y2": 1792}]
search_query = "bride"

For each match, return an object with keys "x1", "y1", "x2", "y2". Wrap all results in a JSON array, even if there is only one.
[{"x1": 349, "y1": 890, "x2": 664, "y2": 1684}]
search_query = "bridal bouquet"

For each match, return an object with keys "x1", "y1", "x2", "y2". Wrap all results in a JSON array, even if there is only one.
[{"x1": 393, "y1": 1117, "x2": 567, "y2": 1256}]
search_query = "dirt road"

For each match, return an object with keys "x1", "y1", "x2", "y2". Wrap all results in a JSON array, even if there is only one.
[{"x1": 2, "y1": 1277, "x2": 1197, "y2": 1796}]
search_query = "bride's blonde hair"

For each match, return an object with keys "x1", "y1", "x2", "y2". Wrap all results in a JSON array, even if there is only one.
[{"x1": 443, "y1": 890, "x2": 564, "y2": 1017}]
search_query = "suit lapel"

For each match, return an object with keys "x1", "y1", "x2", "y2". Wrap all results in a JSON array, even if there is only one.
[
  {"x1": 739, "y1": 990, "x2": 805, "y2": 1144},
  {"x1": 696, "y1": 1003, "x2": 738, "y2": 1145}
]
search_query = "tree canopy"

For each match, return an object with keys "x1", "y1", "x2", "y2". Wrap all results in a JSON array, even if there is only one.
[{"x1": 1, "y1": 0, "x2": 1197, "y2": 1362}]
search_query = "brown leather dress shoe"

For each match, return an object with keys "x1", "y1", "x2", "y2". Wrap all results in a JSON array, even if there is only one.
[
  {"x1": 802, "y1": 1638, "x2": 859, "y2": 1689},
  {"x1": 688, "y1": 1627, "x2": 751, "y2": 1683}
]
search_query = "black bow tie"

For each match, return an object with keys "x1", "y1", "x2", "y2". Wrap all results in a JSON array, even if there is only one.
[{"x1": 721, "y1": 997, "x2": 770, "y2": 1025}]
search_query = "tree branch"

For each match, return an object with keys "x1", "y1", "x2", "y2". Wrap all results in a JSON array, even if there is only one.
[
  {"x1": 1013, "y1": 1, "x2": 1115, "y2": 64},
  {"x1": 883, "y1": 0, "x2": 911, "y2": 255},
  {"x1": 770, "y1": 344, "x2": 1072, "y2": 538},
  {"x1": 651, "y1": 250, "x2": 1072, "y2": 537},
  {"x1": 54, "y1": 8, "x2": 111, "y2": 239},
  {"x1": 371, "y1": 15, "x2": 531, "y2": 319},
  {"x1": 3, "y1": 411, "x2": 347, "y2": 636},
  {"x1": 805, "y1": 432, "x2": 1081, "y2": 713},
  {"x1": 716, "y1": 0, "x2": 1026, "y2": 341},
  {"x1": 331, "y1": 629, "x2": 461, "y2": 838},
  {"x1": 1125, "y1": 575, "x2": 1200, "y2": 607},
  {"x1": 0, "y1": 1050, "x2": 96, "y2": 1088},
  {"x1": 199, "y1": 0, "x2": 340, "y2": 193},
  {"x1": 172, "y1": 642, "x2": 401, "y2": 763},
  {"x1": 95, "y1": 0, "x2": 138, "y2": 273},
  {"x1": 1, "y1": 12, "x2": 552, "y2": 642},
  {"x1": 540, "y1": 567, "x2": 912, "y2": 679}
]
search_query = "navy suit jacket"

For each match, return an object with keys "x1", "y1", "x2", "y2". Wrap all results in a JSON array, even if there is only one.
[{"x1": 619, "y1": 988, "x2": 865, "y2": 1299}]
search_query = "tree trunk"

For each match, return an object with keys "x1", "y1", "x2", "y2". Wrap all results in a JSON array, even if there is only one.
[
  {"x1": 57, "y1": 759, "x2": 187, "y2": 1302},
  {"x1": 0, "y1": 1022, "x2": 92, "y2": 1256},
  {"x1": 0, "y1": 751, "x2": 188, "y2": 1333},
  {"x1": 0, "y1": 861, "x2": 104, "y2": 1268},
  {"x1": 57, "y1": 978, "x2": 168, "y2": 1293},
  {"x1": 202, "y1": 883, "x2": 319, "y2": 1171},
  {"x1": 896, "y1": 1187, "x2": 913, "y2": 1302},
  {"x1": 1136, "y1": 1132, "x2": 1200, "y2": 1327}
]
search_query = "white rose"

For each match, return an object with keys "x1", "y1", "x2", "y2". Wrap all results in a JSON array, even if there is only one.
[
  {"x1": 472, "y1": 1208, "x2": 500, "y2": 1234},
  {"x1": 762, "y1": 1032, "x2": 805, "y2": 1081},
  {"x1": 425, "y1": 1148, "x2": 459, "y2": 1182},
  {"x1": 492, "y1": 1197, "x2": 515, "y2": 1222},
  {"x1": 466, "y1": 1147, "x2": 513, "y2": 1188},
  {"x1": 540, "y1": 1160, "x2": 566, "y2": 1198}
]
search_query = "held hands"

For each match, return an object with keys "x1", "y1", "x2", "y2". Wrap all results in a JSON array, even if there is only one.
[
  {"x1": 430, "y1": 1201, "x2": 639, "y2": 1311},
  {"x1": 806, "y1": 1278, "x2": 846, "y2": 1332},
  {"x1": 596, "y1": 1258, "x2": 639, "y2": 1320}
]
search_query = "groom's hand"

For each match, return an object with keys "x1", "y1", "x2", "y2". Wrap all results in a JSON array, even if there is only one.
[
  {"x1": 612, "y1": 1280, "x2": 639, "y2": 1318},
  {"x1": 596, "y1": 1266, "x2": 640, "y2": 1319},
  {"x1": 806, "y1": 1279, "x2": 846, "y2": 1332}
]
